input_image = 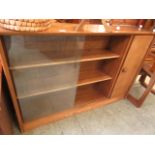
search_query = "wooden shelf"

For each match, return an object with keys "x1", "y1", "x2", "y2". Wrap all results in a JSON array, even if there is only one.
[
  {"x1": 81, "y1": 50, "x2": 120, "y2": 62},
  {"x1": 18, "y1": 85, "x2": 75, "y2": 99},
  {"x1": 15, "y1": 59, "x2": 112, "y2": 99},
  {"x1": 9, "y1": 60, "x2": 80, "y2": 70},
  {"x1": 78, "y1": 70, "x2": 112, "y2": 86},
  {"x1": 78, "y1": 60, "x2": 112, "y2": 86},
  {"x1": 9, "y1": 50, "x2": 119, "y2": 70},
  {"x1": 75, "y1": 84, "x2": 106, "y2": 105},
  {"x1": 17, "y1": 71, "x2": 111, "y2": 99}
]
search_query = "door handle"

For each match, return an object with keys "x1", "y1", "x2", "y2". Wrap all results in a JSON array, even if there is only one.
[{"x1": 122, "y1": 67, "x2": 128, "y2": 73}]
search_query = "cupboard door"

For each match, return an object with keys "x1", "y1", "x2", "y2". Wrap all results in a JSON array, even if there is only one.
[{"x1": 111, "y1": 35, "x2": 154, "y2": 98}]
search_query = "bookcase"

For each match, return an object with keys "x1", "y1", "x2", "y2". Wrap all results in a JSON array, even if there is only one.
[{"x1": 0, "y1": 24, "x2": 154, "y2": 132}]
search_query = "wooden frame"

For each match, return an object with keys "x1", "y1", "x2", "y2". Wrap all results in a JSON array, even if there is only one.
[
  {"x1": 0, "y1": 60, "x2": 13, "y2": 134},
  {"x1": 0, "y1": 38, "x2": 24, "y2": 132}
]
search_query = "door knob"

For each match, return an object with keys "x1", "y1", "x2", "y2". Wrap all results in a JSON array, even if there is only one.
[{"x1": 122, "y1": 67, "x2": 127, "y2": 73}]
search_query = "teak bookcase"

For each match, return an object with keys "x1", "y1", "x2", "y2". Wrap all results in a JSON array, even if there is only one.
[{"x1": 0, "y1": 24, "x2": 154, "y2": 132}]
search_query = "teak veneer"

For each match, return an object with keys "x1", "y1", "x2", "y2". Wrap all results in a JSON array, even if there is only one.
[{"x1": 0, "y1": 23, "x2": 154, "y2": 132}]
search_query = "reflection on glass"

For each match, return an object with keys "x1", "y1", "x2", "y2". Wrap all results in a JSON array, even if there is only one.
[
  {"x1": 4, "y1": 36, "x2": 85, "y2": 121},
  {"x1": 4, "y1": 36, "x2": 85, "y2": 68}
]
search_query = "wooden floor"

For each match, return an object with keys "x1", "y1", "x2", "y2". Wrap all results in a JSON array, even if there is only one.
[{"x1": 13, "y1": 84, "x2": 155, "y2": 135}]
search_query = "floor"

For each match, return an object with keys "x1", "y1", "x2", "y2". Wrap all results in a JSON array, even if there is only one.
[{"x1": 14, "y1": 84, "x2": 155, "y2": 135}]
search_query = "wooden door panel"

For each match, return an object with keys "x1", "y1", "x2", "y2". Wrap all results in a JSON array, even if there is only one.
[{"x1": 111, "y1": 35, "x2": 154, "y2": 98}]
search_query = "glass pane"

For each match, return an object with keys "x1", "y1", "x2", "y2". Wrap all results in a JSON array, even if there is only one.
[
  {"x1": 12, "y1": 63, "x2": 80, "y2": 98},
  {"x1": 4, "y1": 35, "x2": 84, "y2": 122},
  {"x1": 4, "y1": 36, "x2": 85, "y2": 68},
  {"x1": 19, "y1": 88, "x2": 76, "y2": 122}
]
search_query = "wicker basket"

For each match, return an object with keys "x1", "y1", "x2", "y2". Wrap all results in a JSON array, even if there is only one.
[{"x1": 0, "y1": 19, "x2": 56, "y2": 32}]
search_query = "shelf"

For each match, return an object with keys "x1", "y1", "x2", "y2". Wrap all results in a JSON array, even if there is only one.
[
  {"x1": 81, "y1": 49, "x2": 120, "y2": 62},
  {"x1": 78, "y1": 70, "x2": 112, "y2": 86},
  {"x1": 9, "y1": 49, "x2": 119, "y2": 70},
  {"x1": 75, "y1": 84, "x2": 106, "y2": 105},
  {"x1": 15, "y1": 60, "x2": 112, "y2": 99},
  {"x1": 9, "y1": 60, "x2": 80, "y2": 70},
  {"x1": 18, "y1": 85, "x2": 75, "y2": 99},
  {"x1": 78, "y1": 60, "x2": 112, "y2": 86},
  {"x1": 17, "y1": 72, "x2": 111, "y2": 99}
]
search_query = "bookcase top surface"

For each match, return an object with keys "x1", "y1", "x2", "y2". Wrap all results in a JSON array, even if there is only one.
[{"x1": 0, "y1": 23, "x2": 154, "y2": 35}]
